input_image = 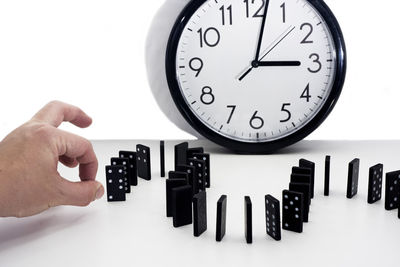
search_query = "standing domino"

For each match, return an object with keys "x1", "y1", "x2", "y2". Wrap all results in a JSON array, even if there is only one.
[
  {"x1": 160, "y1": 141, "x2": 165, "y2": 178},
  {"x1": 216, "y1": 195, "x2": 227, "y2": 242},
  {"x1": 368, "y1": 164, "x2": 383, "y2": 204},
  {"x1": 192, "y1": 153, "x2": 211, "y2": 188},
  {"x1": 105, "y1": 165, "x2": 126, "y2": 202},
  {"x1": 166, "y1": 179, "x2": 188, "y2": 217},
  {"x1": 299, "y1": 159, "x2": 315, "y2": 198},
  {"x1": 347, "y1": 158, "x2": 360, "y2": 199},
  {"x1": 324, "y1": 156, "x2": 331, "y2": 196},
  {"x1": 289, "y1": 183, "x2": 310, "y2": 222},
  {"x1": 136, "y1": 144, "x2": 151, "y2": 180},
  {"x1": 193, "y1": 191, "x2": 207, "y2": 237},
  {"x1": 174, "y1": 142, "x2": 188, "y2": 168},
  {"x1": 282, "y1": 190, "x2": 304, "y2": 233},
  {"x1": 119, "y1": 151, "x2": 138, "y2": 186},
  {"x1": 111, "y1": 157, "x2": 131, "y2": 193},
  {"x1": 265, "y1": 195, "x2": 281, "y2": 241},
  {"x1": 385, "y1": 171, "x2": 400, "y2": 210},
  {"x1": 188, "y1": 158, "x2": 206, "y2": 193},
  {"x1": 172, "y1": 185, "x2": 193, "y2": 228},
  {"x1": 244, "y1": 196, "x2": 253, "y2": 244}
]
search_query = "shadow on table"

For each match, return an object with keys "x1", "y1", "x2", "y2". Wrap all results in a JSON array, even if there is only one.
[
  {"x1": 0, "y1": 209, "x2": 87, "y2": 253},
  {"x1": 191, "y1": 139, "x2": 322, "y2": 155}
]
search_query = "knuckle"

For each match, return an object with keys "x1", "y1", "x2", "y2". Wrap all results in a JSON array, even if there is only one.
[
  {"x1": 47, "y1": 100, "x2": 63, "y2": 108},
  {"x1": 32, "y1": 124, "x2": 54, "y2": 140},
  {"x1": 81, "y1": 138, "x2": 94, "y2": 153}
]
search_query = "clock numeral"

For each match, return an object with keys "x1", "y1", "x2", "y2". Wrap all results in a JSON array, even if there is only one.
[
  {"x1": 189, "y1": 57, "x2": 203, "y2": 77},
  {"x1": 197, "y1": 27, "x2": 221, "y2": 48},
  {"x1": 220, "y1": 5, "x2": 233, "y2": 26},
  {"x1": 226, "y1": 105, "x2": 236, "y2": 124},
  {"x1": 200, "y1": 86, "x2": 215, "y2": 105},
  {"x1": 244, "y1": 0, "x2": 265, "y2": 18},
  {"x1": 280, "y1": 103, "x2": 292, "y2": 123},
  {"x1": 300, "y1": 23, "x2": 314, "y2": 44},
  {"x1": 280, "y1": 2, "x2": 286, "y2": 23},
  {"x1": 250, "y1": 111, "x2": 264, "y2": 130},
  {"x1": 308, "y1": 53, "x2": 322, "y2": 73},
  {"x1": 300, "y1": 83, "x2": 312, "y2": 102}
]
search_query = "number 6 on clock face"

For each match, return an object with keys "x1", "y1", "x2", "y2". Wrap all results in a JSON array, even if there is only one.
[{"x1": 166, "y1": 0, "x2": 346, "y2": 153}]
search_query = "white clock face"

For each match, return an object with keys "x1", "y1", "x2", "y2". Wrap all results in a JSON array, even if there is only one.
[{"x1": 175, "y1": 0, "x2": 337, "y2": 143}]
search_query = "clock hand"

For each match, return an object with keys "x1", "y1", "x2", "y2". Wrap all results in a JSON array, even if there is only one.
[
  {"x1": 257, "y1": 61, "x2": 301, "y2": 67},
  {"x1": 238, "y1": 25, "x2": 296, "y2": 81},
  {"x1": 259, "y1": 26, "x2": 296, "y2": 61},
  {"x1": 254, "y1": 0, "x2": 270, "y2": 63}
]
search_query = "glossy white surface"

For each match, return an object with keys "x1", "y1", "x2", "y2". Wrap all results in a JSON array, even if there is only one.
[{"x1": 1, "y1": 140, "x2": 399, "y2": 266}]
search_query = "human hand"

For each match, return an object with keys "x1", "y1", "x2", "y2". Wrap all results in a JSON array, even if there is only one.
[{"x1": 0, "y1": 101, "x2": 104, "y2": 218}]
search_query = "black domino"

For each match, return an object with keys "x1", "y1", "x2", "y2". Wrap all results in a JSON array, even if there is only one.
[
  {"x1": 347, "y1": 158, "x2": 360, "y2": 199},
  {"x1": 385, "y1": 170, "x2": 400, "y2": 210},
  {"x1": 119, "y1": 151, "x2": 138, "y2": 186},
  {"x1": 105, "y1": 165, "x2": 126, "y2": 202},
  {"x1": 290, "y1": 173, "x2": 312, "y2": 205},
  {"x1": 168, "y1": 171, "x2": 189, "y2": 181},
  {"x1": 160, "y1": 141, "x2": 165, "y2": 178},
  {"x1": 193, "y1": 191, "x2": 207, "y2": 237},
  {"x1": 193, "y1": 153, "x2": 211, "y2": 188},
  {"x1": 289, "y1": 183, "x2": 310, "y2": 222},
  {"x1": 216, "y1": 195, "x2": 227, "y2": 242},
  {"x1": 324, "y1": 156, "x2": 331, "y2": 196},
  {"x1": 166, "y1": 179, "x2": 187, "y2": 217},
  {"x1": 245, "y1": 196, "x2": 253, "y2": 244},
  {"x1": 172, "y1": 185, "x2": 193, "y2": 228},
  {"x1": 136, "y1": 144, "x2": 151, "y2": 180},
  {"x1": 368, "y1": 164, "x2": 383, "y2": 204},
  {"x1": 176, "y1": 165, "x2": 197, "y2": 194},
  {"x1": 265, "y1": 195, "x2": 281, "y2": 241},
  {"x1": 299, "y1": 159, "x2": 315, "y2": 198},
  {"x1": 188, "y1": 158, "x2": 206, "y2": 192},
  {"x1": 282, "y1": 190, "x2": 304, "y2": 233},
  {"x1": 175, "y1": 142, "x2": 188, "y2": 168},
  {"x1": 111, "y1": 157, "x2": 131, "y2": 193}
]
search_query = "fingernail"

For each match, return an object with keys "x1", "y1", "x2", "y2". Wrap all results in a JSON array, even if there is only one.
[{"x1": 95, "y1": 185, "x2": 104, "y2": 200}]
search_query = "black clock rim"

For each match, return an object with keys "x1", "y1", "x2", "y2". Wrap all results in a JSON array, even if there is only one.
[{"x1": 166, "y1": 0, "x2": 347, "y2": 154}]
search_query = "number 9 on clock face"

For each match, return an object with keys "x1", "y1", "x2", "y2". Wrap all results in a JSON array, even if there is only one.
[{"x1": 166, "y1": 0, "x2": 346, "y2": 153}]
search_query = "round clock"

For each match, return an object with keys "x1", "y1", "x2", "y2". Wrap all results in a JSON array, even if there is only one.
[{"x1": 164, "y1": 0, "x2": 346, "y2": 153}]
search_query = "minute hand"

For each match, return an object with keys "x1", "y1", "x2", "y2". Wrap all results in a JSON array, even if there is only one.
[{"x1": 257, "y1": 61, "x2": 301, "y2": 67}]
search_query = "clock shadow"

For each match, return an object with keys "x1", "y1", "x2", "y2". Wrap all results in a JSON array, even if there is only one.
[{"x1": 188, "y1": 139, "x2": 319, "y2": 155}]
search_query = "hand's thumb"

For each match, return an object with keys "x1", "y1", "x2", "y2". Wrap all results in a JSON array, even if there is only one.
[{"x1": 57, "y1": 178, "x2": 104, "y2": 207}]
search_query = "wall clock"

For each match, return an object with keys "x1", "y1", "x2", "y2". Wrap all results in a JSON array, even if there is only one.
[{"x1": 148, "y1": 0, "x2": 346, "y2": 153}]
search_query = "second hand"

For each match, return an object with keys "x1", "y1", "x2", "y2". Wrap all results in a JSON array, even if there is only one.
[{"x1": 238, "y1": 25, "x2": 296, "y2": 81}]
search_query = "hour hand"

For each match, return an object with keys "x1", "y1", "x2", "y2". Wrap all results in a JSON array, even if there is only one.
[{"x1": 257, "y1": 61, "x2": 301, "y2": 67}]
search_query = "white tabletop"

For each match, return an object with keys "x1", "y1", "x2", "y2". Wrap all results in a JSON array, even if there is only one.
[{"x1": 1, "y1": 140, "x2": 399, "y2": 267}]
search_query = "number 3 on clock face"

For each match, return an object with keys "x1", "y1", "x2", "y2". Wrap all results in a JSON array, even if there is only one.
[{"x1": 166, "y1": 0, "x2": 346, "y2": 153}]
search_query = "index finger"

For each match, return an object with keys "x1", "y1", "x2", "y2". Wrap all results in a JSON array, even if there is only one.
[
  {"x1": 55, "y1": 129, "x2": 98, "y2": 181},
  {"x1": 32, "y1": 101, "x2": 92, "y2": 128}
]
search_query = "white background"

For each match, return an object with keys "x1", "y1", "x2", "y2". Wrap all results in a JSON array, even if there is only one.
[{"x1": 0, "y1": 0, "x2": 399, "y2": 141}]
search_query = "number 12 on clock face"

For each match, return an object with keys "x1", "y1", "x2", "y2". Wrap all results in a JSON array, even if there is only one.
[{"x1": 167, "y1": 0, "x2": 346, "y2": 153}]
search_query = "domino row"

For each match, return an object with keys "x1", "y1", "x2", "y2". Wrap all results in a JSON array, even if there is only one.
[
  {"x1": 166, "y1": 142, "x2": 211, "y2": 234},
  {"x1": 201, "y1": 156, "x2": 400, "y2": 243},
  {"x1": 105, "y1": 144, "x2": 154, "y2": 202},
  {"x1": 344, "y1": 158, "x2": 400, "y2": 215}
]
